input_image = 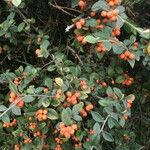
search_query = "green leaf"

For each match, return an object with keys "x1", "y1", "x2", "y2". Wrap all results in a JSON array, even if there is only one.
[
  {"x1": 99, "y1": 99, "x2": 110, "y2": 107},
  {"x1": 113, "y1": 87, "x2": 123, "y2": 99},
  {"x1": 116, "y1": 16, "x2": 124, "y2": 28},
  {"x1": 44, "y1": 78, "x2": 52, "y2": 89},
  {"x1": 18, "y1": 22, "x2": 25, "y2": 32},
  {"x1": 72, "y1": 102, "x2": 83, "y2": 115},
  {"x1": 61, "y1": 108, "x2": 72, "y2": 125},
  {"x1": 106, "y1": 86, "x2": 113, "y2": 95},
  {"x1": 11, "y1": 106, "x2": 21, "y2": 115},
  {"x1": 107, "y1": 117, "x2": 115, "y2": 129},
  {"x1": 112, "y1": 44, "x2": 125, "y2": 54},
  {"x1": 23, "y1": 95, "x2": 35, "y2": 103},
  {"x1": 80, "y1": 92, "x2": 88, "y2": 100},
  {"x1": 102, "y1": 131, "x2": 114, "y2": 142},
  {"x1": 47, "y1": 65, "x2": 56, "y2": 72},
  {"x1": 42, "y1": 99, "x2": 51, "y2": 107},
  {"x1": 119, "y1": 117, "x2": 125, "y2": 127},
  {"x1": 91, "y1": 111, "x2": 104, "y2": 122},
  {"x1": 93, "y1": 122, "x2": 101, "y2": 134},
  {"x1": 126, "y1": 94, "x2": 135, "y2": 101},
  {"x1": 91, "y1": 0, "x2": 108, "y2": 11},
  {"x1": 85, "y1": 18, "x2": 97, "y2": 27},
  {"x1": 47, "y1": 108, "x2": 59, "y2": 120},
  {"x1": 9, "y1": 81, "x2": 18, "y2": 93},
  {"x1": 71, "y1": 0, "x2": 78, "y2": 8},
  {"x1": 1, "y1": 114, "x2": 10, "y2": 123},
  {"x1": 12, "y1": 0, "x2": 22, "y2": 7},
  {"x1": 84, "y1": 35, "x2": 98, "y2": 44},
  {"x1": 40, "y1": 40, "x2": 50, "y2": 58},
  {"x1": 55, "y1": 78, "x2": 63, "y2": 86},
  {"x1": 0, "y1": 105, "x2": 7, "y2": 112},
  {"x1": 73, "y1": 115, "x2": 82, "y2": 121},
  {"x1": 103, "y1": 41, "x2": 112, "y2": 51},
  {"x1": 128, "y1": 60, "x2": 135, "y2": 68},
  {"x1": 115, "y1": 76, "x2": 125, "y2": 84}
]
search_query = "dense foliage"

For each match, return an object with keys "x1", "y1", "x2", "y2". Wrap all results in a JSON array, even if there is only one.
[{"x1": 0, "y1": 0, "x2": 150, "y2": 150}]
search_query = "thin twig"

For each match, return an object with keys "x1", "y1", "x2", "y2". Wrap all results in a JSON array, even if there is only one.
[
  {"x1": 100, "y1": 114, "x2": 110, "y2": 132},
  {"x1": 0, "y1": 98, "x2": 22, "y2": 118},
  {"x1": 49, "y1": 2, "x2": 77, "y2": 17},
  {"x1": 67, "y1": 46, "x2": 84, "y2": 65}
]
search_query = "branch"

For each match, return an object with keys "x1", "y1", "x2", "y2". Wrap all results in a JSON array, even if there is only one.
[
  {"x1": 49, "y1": 2, "x2": 77, "y2": 17},
  {"x1": 67, "y1": 46, "x2": 84, "y2": 65},
  {"x1": 100, "y1": 114, "x2": 110, "y2": 132}
]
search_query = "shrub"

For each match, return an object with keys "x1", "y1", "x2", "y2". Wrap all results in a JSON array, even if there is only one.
[{"x1": 0, "y1": 0, "x2": 150, "y2": 150}]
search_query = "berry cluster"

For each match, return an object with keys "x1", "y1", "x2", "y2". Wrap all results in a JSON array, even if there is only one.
[
  {"x1": 36, "y1": 109, "x2": 48, "y2": 121},
  {"x1": 96, "y1": 42, "x2": 107, "y2": 53},
  {"x1": 43, "y1": 87, "x2": 49, "y2": 93},
  {"x1": 78, "y1": 0, "x2": 86, "y2": 10},
  {"x1": 33, "y1": 131, "x2": 40, "y2": 137},
  {"x1": 3, "y1": 119, "x2": 17, "y2": 128},
  {"x1": 80, "y1": 80, "x2": 88, "y2": 90},
  {"x1": 80, "y1": 103, "x2": 94, "y2": 117},
  {"x1": 127, "y1": 99, "x2": 133, "y2": 108},
  {"x1": 24, "y1": 138, "x2": 32, "y2": 144},
  {"x1": 106, "y1": 0, "x2": 121, "y2": 7},
  {"x1": 35, "y1": 48, "x2": 43, "y2": 57},
  {"x1": 9, "y1": 91, "x2": 24, "y2": 108},
  {"x1": 55, "y1": 89, "x2": 62, "y2": 100},
  {"x1": 76, "y1": 34, "x2": 87, "y2": 45},
  {"x1": 75, "y1": 19, "x2": 85, "y2": 29},
  {"x1": 14, "y1": 144, "x2": 20, "y2": 150},
  {"x1": 29, "y1": 122, "x2": 37, "y2": 130},
  {"x1": 122, "y1": 74, "x2": 134, "y2": 86},
  {"x1": 59, "y1": 123, "x2": 78, "y2": 139},
  {"x1": 55, "y1": 144, "x2": 62, "y2": 150},
  {"x1": 66, "y1": 91, "x2": 80, "y2": 105},
  {"x1": 13, "y1": 77, "x2": 21, "y2": 86},
  {"x1": 119, "y1": 50, "x2": 135, "y2": 60},
  {"x1": 112, "y1": 27, "x2": 121, "y2": 36},
  {"x1": 101, "y1": 9, "x2": 119, "y2": 22}
]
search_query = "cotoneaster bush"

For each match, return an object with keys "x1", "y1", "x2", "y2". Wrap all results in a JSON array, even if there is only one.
[{"x1": 0, "y1": 0, "x2": 150, "y2": 150}]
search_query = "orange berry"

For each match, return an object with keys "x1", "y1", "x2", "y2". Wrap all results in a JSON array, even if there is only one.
[
  {"x1": 127, "y1": 99, "x2": 133, "y2": 104},
  {"x1": 110, "y1": 16, "x2": 117, "y2": 21},
  {"x1": 75, "y1": 21, "x2": 82, "y2": 29},
  {"x1": 76, "y1": 35, "x2": 84, "y2": 42},
  {"x1": 85, "y1": 104, "x2": 94, "y2": 111},
  {"x1": 79, "y1": 19, "x2": 85, "y2": 26},
  {"x1": 124, "y1": 51, "x2": 131, "y2": 57},
  {"x1": 43, "y1": 88, "x2": 49, "y2": 93},
  {"x1": 74, "y1": 92, "x2": 80, "y2": 98},
  {"x1": 17, "y1": 100, "x2": 24, "y2": 108},
  {"x1": 78, "y1": 0, "x2": 86, "y2": 8},
  {"x1": 81, "y1": 38, "x2": 87, "y2": 45},
  {"x1": 10, "y1": 92, "x2": 16, "y2": 99},
  {"x1": 43, "y1": 109, "x2": 48, "y2": 115},
  {"x1": 120, "y1": 53, "x2": 125, "y2": 59},
  {"x1": 71, "y1": 124, "x2": 78, "y2": 130},
  {"x1": 102, "y1": 82, "x2": 107, "y2": 87},
  {"x1": 42, "y1": 114, "x2": 47, "y2": 120},
  {"x1": 101, "y1": 11, "x2": 107, "y2": 17},
  {"x1": 128, "y1": 53, "x2": 135, "y2": 60},
  {"x1": 90, "y1": 11, "x2": 96, "y2": 17},
  {"x1": 127, "y1": 103, "x2": 132, "y2": 108},
  {"x1": 109, "y1": 1, "x2": 115, "y2": 6},
  {"x1": 96, "y1": 19, "x2": 101, "y2": 23},
  {"x1": 107, "y1": 12, "x2": 112, "y2": 18}
]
